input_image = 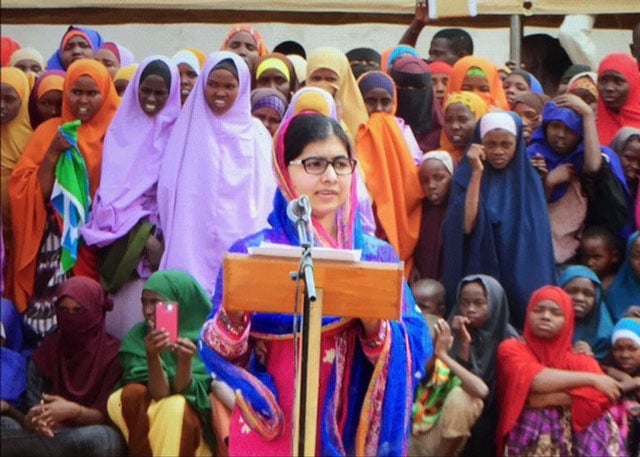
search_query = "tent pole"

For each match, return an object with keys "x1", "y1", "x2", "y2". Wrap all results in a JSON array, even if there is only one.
[{"x1": 510, "y1": 14, "x2": 522, "y2": 65}]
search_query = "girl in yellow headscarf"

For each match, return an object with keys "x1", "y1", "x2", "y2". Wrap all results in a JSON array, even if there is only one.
[
  {"x1": 306, "y1": 46, "x2": 369, "y2": 140},
  {"x1": 1, "y1": 67, "x2": 33, "y2": 287},
  {"x1": 440, "y1": 91, "x2": 489, "y2": 162}
]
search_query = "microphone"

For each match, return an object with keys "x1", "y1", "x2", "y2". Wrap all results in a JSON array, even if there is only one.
[{"x1": 287, "y1": 195, "x2": 311, "y2": 223}]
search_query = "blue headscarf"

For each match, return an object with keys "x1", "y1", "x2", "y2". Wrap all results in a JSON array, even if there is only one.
[
  {"x1": 46, "y1": 25, "x2": 103, "y2": 70},
  {"x1": 387, "y1": 45, "x2": 419, "y2": 70},
  {"x1": 607, "y1": 231, "x2": 640, "y2": 321},
  {"x1": 559, "y1": 265, "x2": 614, "y2": 361},
  {"x1": 443, "y1": 110, "x2": 556, "y2": 328},
  {"x1": 527, "y1": 100, "x2": 628, "y2": 202},
  {"x1": 509, "y1": 69, "x2": 544, "y2": 95}
]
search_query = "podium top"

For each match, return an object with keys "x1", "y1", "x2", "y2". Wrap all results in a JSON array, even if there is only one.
[{"x1": 223, "y1": 252, "x2": 404, "y2": 321}]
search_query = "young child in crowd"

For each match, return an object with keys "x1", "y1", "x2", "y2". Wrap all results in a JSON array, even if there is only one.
[
  {"x1": 607, "y1": 232, "x2": 640, "y2": 321},
  {"x1": 559, "y1": 264, "x2": 614, "y2": 362},
  {"x1": 578, "y1": 225, "x2": 622, "y2": 292},
  {"x1": 448, "y1": 274, "x2": 515, "y2": 457},
  {"x1": 412, "y1": 151, "x2": 453, "y2": 282},
  {"x1": 603, "y1": 317, "x2": 640, "y2": 457},
  {"x1": 497, "y1": 286, "x2": 625, "y2": 457},
  {"x1": 410, "y1": 318, "x2": 488, "y2": 457},
  {"x1": 411, "y1": 278, "x2": 447, "y2": 326}
]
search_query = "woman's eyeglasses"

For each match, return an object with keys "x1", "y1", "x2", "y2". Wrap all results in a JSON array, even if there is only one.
[{"x1": 288, "y1": 156, "x2": 357, "y2": 175}]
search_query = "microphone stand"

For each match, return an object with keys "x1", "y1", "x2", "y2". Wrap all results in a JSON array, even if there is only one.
[{"x1": 291, "y1": 203, "x2": 317, "y2": 456}]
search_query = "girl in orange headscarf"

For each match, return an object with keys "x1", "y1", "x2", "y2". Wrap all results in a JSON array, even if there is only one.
[
  {"x1": 9, "y1": 59, "x2": 119, "y2": 335},
  {"x1": 356, "y1": 70, "x2": 424, "y2": 278},
  {"x1": 446, "y1": 56, "x2": 509, "y2": 111},
  {"x1": 1, "y1": 67, "x2": 33, "y2": 285},
  {"x1": 221, "y1": 24, "x2": 269, "y2": 73}
]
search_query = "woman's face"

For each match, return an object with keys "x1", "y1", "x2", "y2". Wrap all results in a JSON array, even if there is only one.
[
  {"x1": 418, "y1": 159, "x2": 451, "y2": 206},
  {"x1": 225, "y1": 31, "x2": 259, "y2": 72},
  {"x1": 255, "y1": 68, "x2": 290, "y2": 101},
  {"x1": 14, "y1": 59, "x2": 43, "y2": 77},
  {"x1": 562, "y1": 277, "x2": 596, "y2": 319},
  {"x1": 545, "y1": 120, "x2": 580, "y2": 156},
  {"x1": 458, "y1": 281, "x2": 489, "y2": 329},
  {"x1": 620, "y1": 137, "x2": 640, "y2": 184},
  {"x1": 503, "y1": 73, "x2": 530, "y2": 107},
  {"x1": 37, "y1": 89, "x2": 63, "y2": 121},
  {"x1": 287, "y1": 135, "x2": 352, "y2": 228},
  {"x1": 67, "y1": 75, "x2": 104, "y2": 123},
  {"x1": 444, "y1": 103, "x2": 476, "y2": 150},
  {"x1": 363, "y1": 88, "x2": 394, "y2": 115},
  {"x1": 94, "y1": 48, "x2": 120, "y2": 80},
  {"x1": 308, "y1": 68, "x2": 340, "y2": 87},
  {"x1": 528, "y1": 299, "x2": 565, "y2": 339},
  {"x1": 482, "y1": 128, "x2": 517, "y2": 170},
  {"x1": 141, "y1": 289, "x2": 166, "y2": 329},
  {"x1": 461, "y1": 73, "x2": 490, "y2": 95},
  {"x1": 138, "y1": 74, "x2": 169, "y2": 116},
  {"x1": 177, "y1": 63, "x2": 198, "y2": 106},
  {"x1": 597, "y1": 70, "x2": 630, "y2": 111},
  {"x1": 57, "y1": 296, "x2": 83, "y2": 314},
  {"x1": 512, "y1": 102, "x2": 541, "y2": 144},
  {"x1": 431, "y1": 73, "x2": 448, "y2": 105},
  {"x1": 114, "y1": 79, "x2": 130, "y2": 98},
  {"x1": 613, "y1": 337, "x2": 640, "y2": 374},
  {"x1": 0, "y1": 83, "x2": 21, "y2": 124},
  {"x1": 61, "y1": 35, "x2": 94, "y2": 69},
  {"x1": 205, "y1": 68, "x2": 239, "y2": 116},
  {"x1": 252, "y1": 106, "x2": 281, "y2": 136}
]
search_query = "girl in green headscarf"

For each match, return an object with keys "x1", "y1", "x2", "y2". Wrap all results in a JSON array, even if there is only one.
[{"x1": 107, "y1": 270, "x2": 214, "y2": 456}]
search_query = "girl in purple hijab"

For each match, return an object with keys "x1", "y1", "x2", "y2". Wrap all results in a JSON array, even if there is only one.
[
  {"x1": 157, "y1": 51, "x2": 276, "y2": 296},
  {"x1": 81, "y1": 56, "x2": 181, "y2": 336}
]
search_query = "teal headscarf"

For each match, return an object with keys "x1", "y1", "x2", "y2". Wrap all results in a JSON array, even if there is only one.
[
  {"x1": 119, "y1": 270, "x2": 214, "y2": 448},
  {"x1": 559, "y1": 265, "x2": 614, "y2": 361}
]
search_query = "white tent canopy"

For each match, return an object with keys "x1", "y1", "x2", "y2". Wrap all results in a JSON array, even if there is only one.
[{"x1": 2, "y1": 0, "x2": 638, "y2": 15}]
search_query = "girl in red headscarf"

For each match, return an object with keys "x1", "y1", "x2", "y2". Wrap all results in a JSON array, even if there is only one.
[
  {"x1": 496, "y1": 286, "x2": 625, "y2": 457},
  {"x1": 0, "y1": 276, "x2": 125, "y2": 457},
  {"x1": 596, "y1": 53, "x2": 640, "y2": 145}
]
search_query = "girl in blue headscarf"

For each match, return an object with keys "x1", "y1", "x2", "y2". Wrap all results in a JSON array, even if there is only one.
[
  {"x1": 46, "y1": 25, "x2": 103, "y2": 71},
  {"x1": 528, "y1": 94, "x2": 629, "y2": 263},
  {"x1": 559, "y1": 264, "x2": 615, "y2": 361},
  {"x1": 443, "y1": 110, "x2": 556, "y2": 329},
  {"x1": 607, "y1": 232, "x2": 640, "y2": 321}
]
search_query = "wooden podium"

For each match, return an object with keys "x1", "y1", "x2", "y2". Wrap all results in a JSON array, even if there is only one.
[{"x1": 223, "y1": 252, "x2": 404, "y2": 456}]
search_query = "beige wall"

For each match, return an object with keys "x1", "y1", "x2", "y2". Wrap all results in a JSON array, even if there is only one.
[{"x1": 2, "y1": 22, "x2": 632, "y2": 68}]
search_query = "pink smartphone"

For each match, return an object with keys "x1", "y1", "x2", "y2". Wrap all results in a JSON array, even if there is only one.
[{"x1": 155, "y1": 302, "x2": 178, "y2": 342}]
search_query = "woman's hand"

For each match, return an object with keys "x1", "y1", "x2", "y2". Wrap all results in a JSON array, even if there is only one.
[
  {"x1": 144, "y1": 234, "x2": 164, "y2": 271},
  {"x1": 450, "y1": 315, "x2": 471, "y2": 361},
  {"x1": 145, "y1": 328, "x2": 171, "y2": 356},
  {"x1": 554, "y1": 93, "x2": 593, "y2": 118},
  {"x1": 590, "y1": 374, "x2": 622, "y2": 402},
  {"x1": 174, "y1": 337, "x2": 196, "y2": 361},
  {"x1": 530, "y1": 154, "x2": 548, "y2": 179},
  {"x1": 545, "y1": 163, "x2": 575, "y2": 188},
  {"x1": 433, "y1": 319, "x2": 454, "y2": 358},
  {"x1": 467, "y1": 144, "x2": 485, "y2": 173},
  {"x1": 46, "y1": 132, "x2": 71, "y2": 161},
  {"x1": 573, "y1": 340, "x2": 593, "y2": 357}
]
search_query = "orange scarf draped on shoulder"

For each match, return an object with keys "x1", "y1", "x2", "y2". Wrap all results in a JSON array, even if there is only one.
[
  {"x1": 9, "y1": 59, "x2": 119, "y2": 311},
  {"x1": 357, "y1": 112, "x2": 424, "y2": 277}
]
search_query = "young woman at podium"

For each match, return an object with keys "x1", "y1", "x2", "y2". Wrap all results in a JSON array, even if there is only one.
[{"x1": 199, "y1": 113, "x2": 432, "y2": 456}]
